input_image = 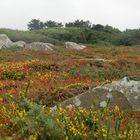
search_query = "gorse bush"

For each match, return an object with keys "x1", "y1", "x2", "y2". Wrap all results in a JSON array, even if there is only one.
[
  {"x1": 0, "y1": 92, "x2": 139, "y2": 140},
  {"x1": 0, "y1": 93, "x2": 62, "y2": 140}
]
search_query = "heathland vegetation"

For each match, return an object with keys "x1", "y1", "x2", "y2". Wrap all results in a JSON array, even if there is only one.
[
  {"x1": 0, "y1": 47, "x2": 140, "y2": 139},
  {"x1": 0, "y1": 20, "x2": 140, "y2": 139}
]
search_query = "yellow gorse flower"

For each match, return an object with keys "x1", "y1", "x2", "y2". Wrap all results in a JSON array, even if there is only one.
[
  {"x1": 18, "y1": 110, "x2": 26, "y2": 118},
  {"x1": 93, "y1": 115, "x2": 98, "y2": 123},
  {"x1": 0, "y1": 97, "x2": 3, "y2": 102},
  {"x1": 101, "y1": 128, "x2": 107, "y2": 138},
  {"x1": 114, "y1": 105, "x2": 120, "y2": 113}
]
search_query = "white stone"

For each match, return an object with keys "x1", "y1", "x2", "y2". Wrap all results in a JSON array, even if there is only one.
[
  {"x1": 109, "y1": 89, "x2": 112, "y2": 92},
  {"x1": 27, "y1": 42, "x2": 54, "y2": 50},
  {"x1": 106, "y1": 93, "x2": 112, "y2": 99},
  {"x1": 134, "y1": 96, "x2": 138, "y2": 100},
  {"x1": 66, "y1": 104, "x2": 74, "y2": 109},
  {"x1": 100, "y1": 101, "x2": 107, "y2": 108},
  {"x1": 12, "y1": 41, "x2": 26, "y2": 47},
  {"x1": 74, "y1": 97, "x2": 81, "y2": 106},
  {"x1": 65, "y1": 42, "x2": 86, "y2": 50},
  {"x1": 51, "y1": 106, "x2": 57, "y2": 111},
  {"x1": 0, "y1": 34, "x2": 13, "y2": 49}
]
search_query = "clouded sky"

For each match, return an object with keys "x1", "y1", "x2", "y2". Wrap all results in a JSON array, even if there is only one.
[{"x1": 0, "y1": 0, "x2": 140, "y2": 30}]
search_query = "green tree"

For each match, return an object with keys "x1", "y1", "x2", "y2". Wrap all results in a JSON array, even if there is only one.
[
  {"x1": 65, "y1": 20, "x2": 92, "y2": 28},
  {"x1": 104, "y1": 25, "x2": 120, "y2": 33},
  {"x1": 92, "y1": 24, "x2": 105, "y2": 31},
  {"x1": 27, "y1": 19, "x2": 45, "y2": 30},
  {"x1": 44, "y1": 20, "x2": 63, "y2": 28}
]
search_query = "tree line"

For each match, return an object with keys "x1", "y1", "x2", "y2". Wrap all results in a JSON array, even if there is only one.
[
  {"x1": 27, "y1": 19, "x2": 92, "y2": 30},
  {"x1": 27, "y1": 19, "x2": 119, "y2": 33},
  {"x1": 7, "y1": 19, "x2": 134, "y2": 46},
  {"x1": 27, "y1": 19, "x2": 140, "y2": 46}
]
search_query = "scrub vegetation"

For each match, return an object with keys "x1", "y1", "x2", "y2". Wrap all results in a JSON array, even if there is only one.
[
  {"x1": 0, "y1": 20, "x2": 140, "y2": 139},
  {"x1": 0, "y1": 46, "x2": 140, "y2": 139}
]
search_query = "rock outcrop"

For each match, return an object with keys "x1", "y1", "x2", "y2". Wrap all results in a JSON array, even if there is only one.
[
  {"x1": 102, "y1": 77, "x2": 140, "y2": 111},
  {"x1": 0, "y1": 34, "x2": 27, "y2": 48},
  {"x1": 0, "y1": 34, "x2": 88, "y2": 51},
  {"x1": 60, "y1": 77, "x2": 140, "y2": 111},
  {"x1": 0, "y1": 34, "x2": 13, "y2": 49},
  {"x1": 12, "y1": 41, "x2": 26, "y2": 48},
  {"x1": 27, "y1": 42, "x2": 54, "y2": 50},
  {"x1": 65, "y1": 42, "x2": 86, "y2": 50}
]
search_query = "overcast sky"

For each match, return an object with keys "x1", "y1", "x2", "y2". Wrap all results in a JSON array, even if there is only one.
[{"x1": 0, "y1": 0, "x2": 140, "y2": 31}]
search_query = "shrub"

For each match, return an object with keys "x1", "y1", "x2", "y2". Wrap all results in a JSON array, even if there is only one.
[{"x1": 0, "y1": 93, "x2": 139, "y2": 139}]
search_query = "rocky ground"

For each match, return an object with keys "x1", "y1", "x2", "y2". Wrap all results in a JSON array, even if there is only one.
[
  {"x1": 61, "y1": 77, "x2": 140, "y2": 111},
  {"x1": 0, "y1": 34, "x2": 86, "y2": 50}
]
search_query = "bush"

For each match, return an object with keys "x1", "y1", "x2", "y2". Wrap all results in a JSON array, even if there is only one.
[{"x1": 0, "y1": 93, "x2": 139, "y2": 139}]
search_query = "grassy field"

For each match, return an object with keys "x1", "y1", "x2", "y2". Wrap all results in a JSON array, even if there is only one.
[{"x1": 0, "y1": 46, "x2": 140, "y2": 139}]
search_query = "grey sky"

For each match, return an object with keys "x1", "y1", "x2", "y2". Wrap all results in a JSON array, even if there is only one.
[{"x1": 0, "y1": 0, "x2": 140, "y2": 31}]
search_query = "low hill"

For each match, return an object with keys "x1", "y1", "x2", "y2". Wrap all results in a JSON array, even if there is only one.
[{"x1": 0, "y1": 27, "x2": 139, "y2": 47}]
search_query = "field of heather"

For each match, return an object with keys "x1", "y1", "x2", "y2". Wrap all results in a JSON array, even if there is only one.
[{"x1": 0, "y1": 47, "x2": 140, "y2": 139}]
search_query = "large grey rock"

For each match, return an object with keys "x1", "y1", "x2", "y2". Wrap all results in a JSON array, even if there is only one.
[
  {"x1": 13, "y1": 41, "x2": 26, "y2": 48},
  {"x1": 65, "y1": 42, "x2": 86, "y2": 50},
  {"x1": 101, "y1": 77, "x2": 140, "y2": 111},
  {"x1": 27, "y1": 42, "x2": 54, "y2": 50},
  {"x1": 61, "y1": 88, "x2": 132, "y2": 111},
  {"x1": 61, "y1": 77, "x2": 140, "y2": 111},
  {"x1": 0, "y1": 34, "x2": 13, "y2": 49}
]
